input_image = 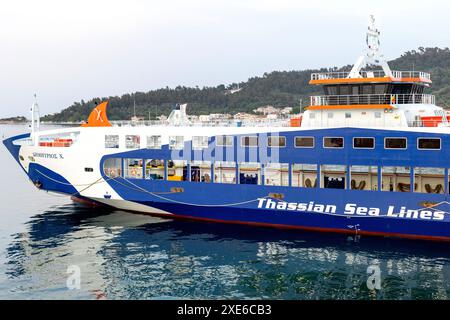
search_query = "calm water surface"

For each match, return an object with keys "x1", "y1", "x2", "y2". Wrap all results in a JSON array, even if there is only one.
[{"x1": 0, "y1": 124, "x2": 449, "y2": 300}]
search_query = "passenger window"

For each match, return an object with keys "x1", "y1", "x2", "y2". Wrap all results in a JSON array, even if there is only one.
[
  {"x1": 264, "y1": 163, "x2": 289, "y2": 186},
  {"x1": 216, "y1": 135, "x2": 233, "y2": 147},
  {"x1": 418, "y1": 138, "x2": 441, "y2": 150},
  {"x1": 105, "y1": 135, "x2": 119, "y2": 148},
  {"x1": 147, "y1": 136, "x2": 161, "y2": 149},
  {"x1": 167, "y1": 160, "x2": 188, "y2": 181},
  {"x1": 124, "y1": 158, "x2": 143, "y2": 179},
  {"x1": 381, "y1": 166, "x2": 411, "y2": 192},
  {"x1": 292, "y1": 164, "x2": 317, "y2": 188},
  {"x1": 125, "y1": 135, "x2": 140, "y2": 149},
  {"x1": 324, "y1": 137, "x2": 344, "y2": 148},
  {"x1": 414, "y1": 167, "x2": 444, "y2": 194},
  {"x1": 241, "y1": 136, "x2": 258, "y2": 147},
  {"x1": 268, "y1": 136, "x2": 286, "y2": 147},
  {"x1": 353, "y1": 137, "x2": 375, "y2": 149},
  {"x1": 350, "y1": 165, "x2": 378, "y2": 191},
  {"x1": 192, "y1": 136, "x2": 209, "y2": 150},
  {"x1": 214, "y1": 161, "x2": 236, "y2": 184},
  {"x1": 145, "y1": 159, "x2": 164, "y2": 180},
  {"x1": 103, "y1": 158, "x2": 121, "y2": 178},
  {"x1": 169, "y1": 136, "x2": 184, "y2": 150},
  {"x1": 191, "y1": 161, "x2": 211, "y2": 182},
  {"x1": 321, "y1": 165, "x2": 346, "y2": 189},
  {"x1": 385, "y1": 138, "x2": 407, "y2": 149},
  {"x1": 295, "y1": 137, "x2": 314, "y2": 148},
  {"x1": 238, "y1": 162, "x2": 261, "y2": 185}
]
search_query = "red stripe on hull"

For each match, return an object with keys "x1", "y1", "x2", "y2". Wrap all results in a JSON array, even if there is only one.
[{"x1": 126, "y1": 210, "x2": 450, "y2": 242}]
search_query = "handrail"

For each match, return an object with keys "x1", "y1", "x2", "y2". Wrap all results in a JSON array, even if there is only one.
[
  {"x1": 311, "y1": 70, "x2": 431, "y2": 81},
  {"x1": 111, "y1": 119, "x2": 292, "y2": 128},
  {"x1": 310, "y1": 94, "x2": 435, "y2": 106}
]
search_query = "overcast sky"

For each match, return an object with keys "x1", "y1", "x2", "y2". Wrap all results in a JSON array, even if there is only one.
[{"x1": 0, "y1": 0, "x2": 449, "y2": 118}]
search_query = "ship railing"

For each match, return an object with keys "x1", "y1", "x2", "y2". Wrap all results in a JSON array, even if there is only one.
[
  {"x1": 111, "y1": 119, "x2": 292, "y2": 127},
  {"x1": 310, "y1": 70, "x2": 431, "y2": 81},
  {"x1": 310, "y1": 94, "x2": 435, "y2": 106}
]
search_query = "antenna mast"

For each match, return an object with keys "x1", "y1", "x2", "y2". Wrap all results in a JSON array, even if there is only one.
[
  {"x1": 348, "y1": 15, "x2": 392, "y2": 78},
  {"x1": 30, "y1": 94, "x2": 40, "y2": 143}
]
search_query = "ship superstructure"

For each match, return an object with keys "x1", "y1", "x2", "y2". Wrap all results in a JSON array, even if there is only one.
[{"x1": 4, "y1": 16, "x2": 450, "y2": 241}]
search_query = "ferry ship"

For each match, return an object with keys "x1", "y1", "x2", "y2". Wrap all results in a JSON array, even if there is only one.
[{"x1": 4, "y1": 16, "x2": 450, "y2": 241}]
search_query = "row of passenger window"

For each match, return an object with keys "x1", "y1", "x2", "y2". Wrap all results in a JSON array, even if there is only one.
[
  {"x1": 103, "y1": 158, "x2": 447, "y2": 194},
  {"x1": 105, "y1": 134, "x2": 442, "y2": 150}
]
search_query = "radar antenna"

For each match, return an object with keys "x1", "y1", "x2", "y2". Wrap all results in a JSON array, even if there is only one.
[{"x1": 348, "y1": 15, "x2": 392, "y2": 78}]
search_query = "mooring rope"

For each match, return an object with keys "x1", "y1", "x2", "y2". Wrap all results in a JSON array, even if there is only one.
[{"x1": 33, "y1": 169, "x2": 450, "y2": 217}]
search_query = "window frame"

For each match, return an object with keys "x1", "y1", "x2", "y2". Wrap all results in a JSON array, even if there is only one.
[
  {"x1": 147, "y1": 135, "x2": 162, "y2": 149},
  {"x1": 192, "y1": 136, "x2": 209, "y2": 150},
  {"x1": 323, "y1": 137, "x2": 344, "y2": 149},
  {"x1": 105, "y1": 134, "x2": 120, "y2": 149},
  {"x1": 267, "y1": 136, "x2": 286, "y2": 148},
  {"x1": 384, "y1": 137, "x2": 408, "y2": 150},
  {"x1": 353, "y1": 137, "x2": 375, "y2": 150},
  {"x1": 417, "y1": 137, "x2": 441, "y2": 151},
  {"x1": 215, "y1": 135, "x2": 234, "y2": 147},
  {"x1": 240, "y1": 136, "x2": 259, "y2": 147},
  {"x1": 294, "y1": 136, "x2": 315, "y2": 149}
]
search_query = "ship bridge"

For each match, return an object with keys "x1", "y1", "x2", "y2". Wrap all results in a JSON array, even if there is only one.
[{"x1": 301, "y1": 16, "x2": 444, "y2": 129}]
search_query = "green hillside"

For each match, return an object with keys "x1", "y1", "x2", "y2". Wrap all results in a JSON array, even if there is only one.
[{"x1": 42, "y1": 47, "x2": 450, "y2": 122}]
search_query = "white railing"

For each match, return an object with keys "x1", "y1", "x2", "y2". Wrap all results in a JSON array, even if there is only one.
[
  {"x1": 311, "y1": 70, "x2": 431, "y2": 81},
  {"x1": 111, "y1": 118, "x2": 292, "y2": 128},
  {"x1": 310, "y1": 94, "x2": 435, "y2": 106}
]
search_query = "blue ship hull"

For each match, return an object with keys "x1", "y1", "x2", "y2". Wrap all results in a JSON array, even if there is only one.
[{"x1": 4, "y1": 127, "x2": 450, "y2": 241}]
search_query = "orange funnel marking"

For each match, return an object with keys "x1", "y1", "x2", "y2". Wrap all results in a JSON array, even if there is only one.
[{"x1": 81, "y1": 101, "x2": 112, "y2": 127}]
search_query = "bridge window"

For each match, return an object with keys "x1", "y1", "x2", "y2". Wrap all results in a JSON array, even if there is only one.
[
  {"x1": 169, "y1": 136, "x2": 184, "y2": 150},
  {"x1": 414, "y1": 167, "x2": 444, "y2": 194},
  {"x1": 381, "y1": 166, "x2": 411, "y2": 192},
  {"x1": 292, "y1": 164, "x2": 317, "y2": 188},
  {"x1": 350, "y1": 165, "x2": 378, "y2": 191},
  {"x1": 345, "y1": 112, "x2": 351, "y2": 119},
  {"x1": 374, "y1": 111, "x2": 382, "y2": 118},
  {"x1": 216, "y1": 135, "x2": 233, "y2": 147},
  {"x1": 124, "y1": 158, "x2": 143, "y2": 179},
  {"x1": 125, "y1": 135, "x2": 140, "y2": 149},
  {"x1": 264, "y1": 163, "x2": 289, "y2": 186},
  {"x1": 167, "y1": 160, "x2": 188, "y2": 181},
  {"x1": 191, "y1": 161, "x2": 211, "y2": 182},
  {"x1": 103, "y1": 158, "x2": 121, "y2": 178},
  {"x1": 353, "y1": 137, "x2": 375, "y2": 149},
  {"x1": 105, "y1": 135, "x2": 119, "y2": 148},
  {"x1": 268, "y1": 136, "x2": 286, "y2": 147},
  {"x1": 239, "y1": 162, "x2": 261, "y2": 185},
  {"x1": 295, "y1": 136, "x2": 314, "y2": 148},
  {"x1": 327, "y1": 112, "x2": 334, "y2": 119},
  {"x1": 214, "y1": 161, "x2": 236, "y2": 184},
  {"x1": 147, "y1": 135, "x2": 161, "y2": 149},
  {"x1": 321, "y1": 165, "x2": 346, "y2": 189},
  {"x1": 241, "y1": 136, "x2": 258, "y2": 147},
  {"x1": 192, "y1": 136, "x2": 209, "y2": 150},
  {"x1": 145, "y1": 159, "x2": 164, "y2": 180},
  {"x1": 324, "y1": 137, "x2": 344, "y2": 148},
  {"x1": 385, "y1": 138, "x2": 407, "y2": 149},
  {"x1": 418, "y1": 138, "x2": 441, "y2": 150}
]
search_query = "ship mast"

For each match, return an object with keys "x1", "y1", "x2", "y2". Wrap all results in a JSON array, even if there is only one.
[
  {"x1": 348, "y1": 15, "x2": 392, "y2": 78},
  {"x1": 30, "y1": 94, "x2": 40, "y2": 143}
]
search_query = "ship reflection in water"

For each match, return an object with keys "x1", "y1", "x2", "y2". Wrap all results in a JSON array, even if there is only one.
[{"x1": 1, "y1": 203, "x2": 450, "y2": 300}]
